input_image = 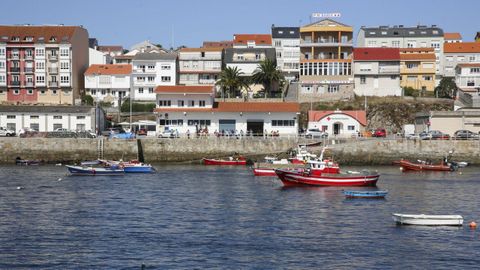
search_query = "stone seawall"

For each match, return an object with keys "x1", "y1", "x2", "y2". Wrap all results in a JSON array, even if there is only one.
[
  {"x1": 0, "y1": 137, "x2": 300, "y2": 164},
  {"x1": 326, "y1": 139, "x2": 480, "y2": 165},
  {"x1": 1, "y1": 137, "x2": 480, "y2": 165}
]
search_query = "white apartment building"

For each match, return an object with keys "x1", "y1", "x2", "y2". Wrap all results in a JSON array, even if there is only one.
[
  {"x1": 357, "y1": 25, "x2": 444, "y2": 81},
  {"x1": 154, "y1": 85, "x2": 299, "y2": 136},
  {"x1": 224, "y1": 48, "x2": 277, "y2": 77},
  {"x1": 456, "y1": 63, "x2": 480, "y2": 90},
  {"x1": 178, "y1": 47, "x2": 223, "y2": 85},
  {"x1": 443, "y1": 42, "x2": 480, "y2": 77},
  {"x1": 271, "y1": 26, "x2": 300, "y2": 81},
  {"x1": 131, "y1": 53, "x2": 177, "y2": 102},
  {"x1": 84, "y1": 64, "x2": 132, "y2": 107}
]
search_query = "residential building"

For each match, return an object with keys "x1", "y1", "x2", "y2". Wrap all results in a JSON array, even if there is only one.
[
  {"x1": 125, "y1": 40, "x2": 167, "y2": 56},
  {"x1": 415, "y1": 109, "x2": 480, "y2": 135},
  {"x1": 0, "y1": 105, "x2": 104, "y2": 132},
  {"x1": 0, "y1": 25, "x2": 89, "y2": 105},
  {"x1": 89, "y1": 48, "x2": 107, "y2": 65},
  {"x1": 444, "y1": 33, "x2": 462, "y2": 43},
  {"x1": 131, "y1": 52, "x2": 177, "y2": 102},
  {"x1": 113, "y1": 55, "x2": 134, "y2": 64},
  {"x1": 224, "y1": 47, "x2": 276, "y2": 78},
  {"x1": 178, "y1": 47, "x2": 223, "y2": 85},
  {"x1": 154, "y1": 85, "x2": 299, "y2": 136},
  {"x1": 443, "y1": 42, "x2": 480, "y2": 77},
  {"x1": 353, "y1": 48, "x2": 401, "y2": 96},
  {"x1": 97, "y1": 46, "x2": 123, "y2": 58},
  {"x1": 456, "y1": 63, "x2": 480, "y2": 90},
  {"x1": 357, "y1": 25, "x2": 444, "y2": 80},
  {"x1": 299, "y1": 19, "x2": 354, "y2": 98},
  {"x1": 203, "y1": 41, "x2": 233, "y2": 48},
  {"x1": 308, "y1": 110, "x2": 366, "y2": 137},
  {"x1": 84, "y1": 64, "x2": 132, "y2": 107},
  {"x1": 271, "y1": 26, "x2": 300, "y2": 81},
  {"x1": 400, "y1": 48, "x2": 436, "y2": 92},
  {"x1": 233, "y1": 34, "x2": 272, "y2": 48}
]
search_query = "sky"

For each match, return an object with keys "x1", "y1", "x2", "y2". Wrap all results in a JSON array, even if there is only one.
[{"x1": 1, "y1": 0, "x2": 479, "y2": 49}]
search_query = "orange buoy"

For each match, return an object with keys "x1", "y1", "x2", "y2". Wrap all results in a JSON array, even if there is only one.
[{"x1": 469, "y1": 221, "x2": 477, "y2": 229}]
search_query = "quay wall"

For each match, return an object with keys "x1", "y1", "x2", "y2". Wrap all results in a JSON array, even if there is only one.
[{"x1": 1, "y1": 137, "x2": 480, "y2": 164}]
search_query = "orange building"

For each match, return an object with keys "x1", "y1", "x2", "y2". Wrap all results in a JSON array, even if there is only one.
[{"x1": 400, "y1": 48, "x2": 436, "y2": 91}]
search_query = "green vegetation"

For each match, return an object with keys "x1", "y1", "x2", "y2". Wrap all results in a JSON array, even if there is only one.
[
  {"x1": 434, "y1": 77, "x2": 458, "y2": 99},
  {"x1": 120, "y1": 98, "x2": 156, "y2": 112},
  {"x1": 82, "y1": 94, "x2": 94, "y2": 106},
  {"x1": 216, "y1": 66, "x2": 250, "y2": 99},
  {"x1": 251, "y1": 59, "x2": 285, "y2": 98}
]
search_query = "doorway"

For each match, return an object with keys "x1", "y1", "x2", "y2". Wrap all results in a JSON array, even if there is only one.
[
  {"x1": 333, "y1": 122, "x2": 343, "y2": 135},
  {"x1": 247, "y1": 120, "x2": 264, "y2": 136}
]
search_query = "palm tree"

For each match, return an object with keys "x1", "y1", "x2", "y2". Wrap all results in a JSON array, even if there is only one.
[
  {"x1": 216, "y1": 66, "x2": 249, "y2": 100},
  {"x1": 251, "y1": 59, "x2": 284, "y2": 98}
]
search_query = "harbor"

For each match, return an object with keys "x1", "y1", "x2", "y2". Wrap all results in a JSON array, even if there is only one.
[{"x1": 1, "y1": 164, "x2": 479, "y2": 269}]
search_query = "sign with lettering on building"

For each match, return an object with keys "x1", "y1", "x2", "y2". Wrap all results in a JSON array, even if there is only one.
[{"x1": 311, "y1": 12, "x2": 342, "y2": 18}]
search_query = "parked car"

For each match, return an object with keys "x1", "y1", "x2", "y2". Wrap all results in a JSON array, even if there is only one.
[
  {"x1": 305, "y1": 128, "x2": 328, "y2": 138},
  {"x1": 419, "y1": 131, "x2": 431, "y2": 140},
  {"x1": 373, "y1": 128, "x2": 387, "y2": 137},
  {"x1": 453, "y1": 130, "x2": 480, "y2": 140},
  {"x1": 137, "y1": 128, "x2": 148, "y2": 136},
  {"x1": 158, "y1": 129, "x2": 179, "y2": 138},
  {"x1": 54, "y1": 128, "x2": 69, "y2": 132},
  {"x1": 101, "y1": 127, "x2": 125, "y2": 136},
  {"x1": 421, "y1": 130, "x2": 450, "y2": 140},
  {"x1": 0, "y1": 126, "x2": 15, "y2": 137}
]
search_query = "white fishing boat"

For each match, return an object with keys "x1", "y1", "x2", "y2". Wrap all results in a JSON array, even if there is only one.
[{"x1": 392, "y1": 213, "x2": 463, "y2": 226}]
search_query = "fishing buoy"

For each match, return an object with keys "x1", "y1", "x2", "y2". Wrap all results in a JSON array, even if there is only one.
[
  {"x1": 16, "y1": 186, "x2": 24, "y2": 190},
  {"x1": 58, "y1": 178, "x2": 62, "y2": 181},
  {"x1": 469, "y1": 221, "x2": 477, "y2": 229}
]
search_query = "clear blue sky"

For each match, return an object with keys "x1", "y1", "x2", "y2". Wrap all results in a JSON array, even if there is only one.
[{"x1": 2, "y1": 0, "x2": 478, "y2": 49}]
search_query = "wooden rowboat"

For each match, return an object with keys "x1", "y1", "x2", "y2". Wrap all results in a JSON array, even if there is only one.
[{"x1": 392, "y1": 213, "x2": 463, "y2": 226}]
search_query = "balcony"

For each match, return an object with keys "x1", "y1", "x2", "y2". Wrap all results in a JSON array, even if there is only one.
[
  {"x1": 199, "y1": 79, "x2": 216, "y2": 84},
  {"x1": 9, "y1": 54, "x2": 19, "y2": 60},
  {"x1": 179, "y1": 56, "x2": 221, "y2": 61},
  {"x1": 48, "y1": 54, "x2": 58, "y2": 60},
  {"x1": 300, "y1": 38, "x2": 353, "y2": 47},
  {"x1": 9, "y1": 67, "x2": 20, "y2": 73},
  {"x1": 25, "y1": 81, "x2": 34, "y2": 87},
  {"x1": 10, "y1": 81, "x2": 20, "y2": 86},
  {"x1": 49, "y1": 81, "x2": 58, "y2": 87},
  {"x1": 24, "y1": 67, "x2": 34, "y2": 73},
  {"x1": 379, "y1": 66, "x2": 400, "y2": 74},
  {"x1": 49, "y1": 67, "x2": 58, "y2": 73},
  {"x1": 24, "y1": 55, "x2": 34, "y2": 60}
]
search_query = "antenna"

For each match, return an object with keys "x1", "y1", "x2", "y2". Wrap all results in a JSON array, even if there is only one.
[{"x1": 171, "y1": 24, "x2": 175, "y2": 50}]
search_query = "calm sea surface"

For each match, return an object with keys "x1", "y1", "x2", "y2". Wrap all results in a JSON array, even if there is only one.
[{"x1": 0, "y1": 164, "x2": 479, "y2": 269}]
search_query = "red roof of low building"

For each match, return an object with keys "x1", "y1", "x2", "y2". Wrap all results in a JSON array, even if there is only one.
[
  {"x1": 0, "y1": 25, "x2": 84, "y2": 43},
  {"x1": 444, "y1": 32, "x2": 462, "y2": 40},
  {"x1": 308, "y1": 110, "x2": 367, "y2": 126},
  {"x1": 400, "y1": 48, "x2": 434, "y2": 53},
  {"x1": 400, "y1": 53, "x2": 436, "y2": 61},
  {"x1": 353, "y1": 48, "x2": 400, "y2": 61},
  {"x1": 233, "y1": 34, "x2": 272, "y2": 45},
  {"x1": 97, "y1": 45, "x2": 123, "y2": 52},
  {"x1": 84, "y1": 64, "x2": 132, "y2": 75},
  {"x1": 155, "y1": 85, "x2": 214, "y2": 94},
  {"x1": 457, "y1": 63, "x2": 480, "y2": 68},
  {"x1": 154, "y1": 102, "x2": 299, "y2": 113},
  {"x1": 444, "y1": 42, "x2": 480, "y2": 53}
]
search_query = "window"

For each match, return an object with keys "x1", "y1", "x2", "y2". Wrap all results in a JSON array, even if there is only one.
[
  {"x1": 237, "y1": 54, "x2": 244, "y2": 60},
  {"x1": 0, "y1": 48, "x2": 5, "y2": 56},
  {"x1": 407, "y1": 76, "x2": 416, "y2": 81},
  {"x1": 13, "y1": 89, "x2": 20, "y2": 95},
  {"x1": 391, "y1": 75, "x2": 397, "y2": 80},
  {"x1": 471, "y1": 68, "x2": 480, "y2": 74},
  {"x1": 147, "y1": 65, "x2": 154, "y2": 70},
  {"x1": 53, "y1": 115, "x2": 62, "y2": 119},
  {"x1": 467, "y1": 79, "x2": 475, "y2": 87},
  {"x1": 187, "y1": 120, "x2": 211, "y2": 126},
  {"x1": 161, "y1": 76, "x2": 171, "y2": 82},
  {"x1": 30, "y1": 123, "x2": 39, "y2": 131},
  {"x1": 406, "y1": 63, "x2": 418, "y2": 69},
  {"x1": 199, "y1": 100, "x2": 206, "y2": 107},
  {"x1": 90, "y1": 89, "x2": 96, "y2": 95},
  {"x1": 101, "y1": 90, "x2": 106, "y2": 95},
  {"x1": 158, "y1": 100, "x2": 171, "y2": 107},
  {"x1": 431, "y1": 42, "x2": 440, "y2": 49},
  {"x1": 25, "y1": 50, "x2": 33, "y2": 57},
  {"x1": 178, "y1": 100, "x2": 184, "y2": 107},
  {"x1": 360, "y1": 76, "x2": 366, "y2": 84},
  {"x1": 27, "y1": 89, "x2": 34, "y2": 95},
  {"x1": 7, "y1": 123, "x2": 16, "y2": 132},
  {"x1": 52, "y1": 90, "x2": 57, "y2": 95},
  {"x1": 0, "y1": 62, "x2": 4, "y2": 69},
  {"x1": 423, "y1": 76, "x2": 432, "y2": 81},
  {"x1": 77, "y1": 116, "x2": 86, "y2": 119},
  {"x1": 40, "y1": 90, "x2": 46, "y2": 95},
  {"x1": 76, "y1": 124, "x2": 85, "y2": 131},
  {"x1": 255, "y1": 53, "x2": 261, "y2": 60},
  {"x1": 272, "y1": 120, "x2": 295, "y2": 127},
  {"x1": 60, "y1": 48, "x2": 69, "y2": 56},
  {"x1": 0, "y1": 75, "x2": 5, "y2": 83},
  {"x1": 159, "y1": 119, "x2": 183, "y2": 126},
  {"x1": 148, "y1": 87, "x2": 154, "y2": 94},
  {"x1": 188, "y1": 100, "x2": 195, "y2": 107},
  {"x1": 136, "y1": 76, "x2": 145, "y2": 82},
  {"x1": 138, "y1": 88, "x2": 144, "y2": 94},
  {"x1": 7, "y1": 115, "x2": 15, "y2": 119},
  {"x1": 36, "y1": 62, "x2": 45, "y2": 70},
  {"x1": 274, "y1": 40, "x2": 281, "y2": 47},
  {"x1": 60, "y1": 76, "x2": 69, "y2": 83},
  {"x1": 367, "y1": 41, "x2": 376, "y2": 47},
  {"x1": 161, "y1": 65, "x2": 171, "y2": 70},
  {"x1": 60, "y1": 62, "x2": 69, "y2": 70},
  {"x1": 35, "y1": 48, "x2": 45, "y2": 56},
  {"x1": 148, "y1": 76, "x2": 155, "y2": 82},
  {"x1": 53, "y1": 124, "x2": 62, "y2": 130},
  {"x1": 407, "y1": 41, "x2": 416, "y2": 48},
  {"x1": 327, "y1": 85, "x2": 338, "y2": 93},
  {"x1": 469, "y1": 56, "x2": 476, "y2": 61}
]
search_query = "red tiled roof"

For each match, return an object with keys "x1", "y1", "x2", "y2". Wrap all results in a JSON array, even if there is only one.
[
  {"x1": 154, "y1": 102, "x2": 300, "y2": 113},
  {"x1": 444, "y1": 32, "x2": 462, "y2": 40},
  {"x1": 400, "y1": 53, "x2": 436, "y2": 61},
  {"x1": 457, "y1": 63, "x2": 480, "y2": 68},
  {"x1": 400, "y1": 48, "x2": 434, "y2": 53},
  {"x1": 308, "y1": 110, "x2": 367, "y2": 126},
  {"x1": 353, "y1": 48, "x2": 400, "y2": 61},
  {"x1": 97, "y1": 45, "x2": 123, "y2": 52},
  {"x1": 0, "y1": 25, "x2": 84, "y2": 43},
  {"x1": 233, "y1": 34, "x2": 272, "y2": 45},
  {"x1": 84, "y1": 64, "x2": 132, "y2": 75},
  {"x1": 179, "y1": 47, "x2": 224, "y2": 52},
  {"x1": 444, "y1": 42, "x2": 480, "y2": 53},
  {"x1": 155, "y1": 85, "x2": 214, "y2": 94}
]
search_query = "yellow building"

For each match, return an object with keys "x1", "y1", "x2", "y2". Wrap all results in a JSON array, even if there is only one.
[
  {"x1": 400, "y1": 48, "x2": 436, "y2": 92},
  {"x1": 299, "y1": 19, "x2": 354, "y2": 97}
]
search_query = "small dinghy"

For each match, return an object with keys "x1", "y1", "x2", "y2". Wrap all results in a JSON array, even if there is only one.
[
  {"x1": 392, "y1": 213, "x2": 463, "y2": 226},
  {"x1": 343, "y1": 190, "x2": 388, "y2": 198},
  {"x1": 66, "y1": 165, "x2": 124, "y2": 176}
]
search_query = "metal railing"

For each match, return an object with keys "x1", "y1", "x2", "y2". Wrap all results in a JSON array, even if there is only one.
[
  {"x1": 9, "y1": 67, "x2": 20, "y2": 72},
  {"x1": 49, "y1": 81, "x2": 58, "y2": 87},
  {"x1": 48, "y1": 67, "x2": 58, "y2": 73}
]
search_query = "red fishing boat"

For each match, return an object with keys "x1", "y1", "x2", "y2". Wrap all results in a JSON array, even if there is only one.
[
  {"x1": 275, "y1": 168, "x2": 379, "y2": 187},
  {"x1": 203, "y1": 157, "x2": 246, "y2": 165},
  {"x1": 398, "y1": 159, "x2": 455, "y2": 171},
  {"x1": 252, "y1": 168, "x2": 278, "y2": 176}
]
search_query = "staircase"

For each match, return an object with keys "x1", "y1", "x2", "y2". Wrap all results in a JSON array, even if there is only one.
[{"x1": 284, "y1": 82, "x2": 299, "y2": 102}]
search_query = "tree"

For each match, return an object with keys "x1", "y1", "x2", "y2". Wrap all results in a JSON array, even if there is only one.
[
  {"x1": 434, "y1": 77, "x2": 458, "y2": 99},
  {"x1": 216, "y1": 66, "x2": 249, "y2": 100},
  {"x1": 251, "y1": 59, "x2": 284, "y2": 98},
  {"x1": 82, "y1": 94, "x2": 94, "y2": 106}
]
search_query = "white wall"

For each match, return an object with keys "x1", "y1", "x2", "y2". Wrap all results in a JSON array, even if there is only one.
[
  {"x1": 308, "y1": 113, "x2": 364, "y2": 136},
  {"x1": 89, "y1": 48, "x2": 107, "y2": 65},
  {"x1": 156, "y1": 93, "x2": 214, "y2": 108},
  {"x1": 0, "y1": 112, "x2": 94, "y2": 132}
]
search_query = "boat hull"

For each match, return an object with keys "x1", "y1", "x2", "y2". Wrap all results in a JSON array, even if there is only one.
[
  {"x1": 343, "y1": 190, "x2": 388, "y2": 198},
  {"x1": 275, "y1": 169, "x2": 379, "y2": 187},
  {"x1": 392, "y1": 213, "x2": 463, "y2": 226},
  {"x1": 252, "y1": 168, "x2": 277, "y2": 176},
  {"x1": 66, "y1": 165, "x2": 124, "y2": 175},
  {"x1": 398, "y1": 160, "x2": 453, "y2": 171},
  {"x1": 123, "y1": 165, "x2": 155, "y2": 173},
  {"x1": 203, "y1": 158, "x2": 246, "y2": 166}
]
